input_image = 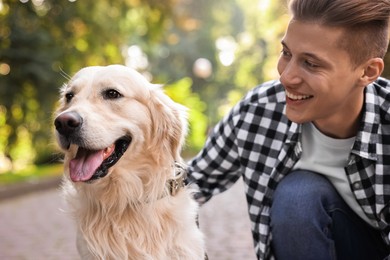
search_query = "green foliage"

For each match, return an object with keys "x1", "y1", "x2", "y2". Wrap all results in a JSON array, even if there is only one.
[
  {"x1": 0, "y1": 163, "x2": 62, "y2": 185},
  {"x1": 0, "y1": 106, "x2": 10, "y2": 153},
  {"x1": 164, "y1": 77, "x2": 208, "y2": 154},
  {"x1": 145, "y1": 0, "x2": 288, "y2": 124},
  {"x1": 0, "y1": 0, "x2": 180, "y2": 170}
]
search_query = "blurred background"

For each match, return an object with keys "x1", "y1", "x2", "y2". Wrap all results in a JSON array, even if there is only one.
[{"x1": 1, "y1": 0, "x2": 390, "y2": 181}]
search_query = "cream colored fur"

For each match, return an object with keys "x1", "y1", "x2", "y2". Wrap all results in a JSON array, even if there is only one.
[{"x1": 55, "y1": 65, "x2": 205, "y2": 259}]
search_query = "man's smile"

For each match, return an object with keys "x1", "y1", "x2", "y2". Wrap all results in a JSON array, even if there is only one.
[{"x1": 285, "y1": 90, "x2": 313, "y2": 101}]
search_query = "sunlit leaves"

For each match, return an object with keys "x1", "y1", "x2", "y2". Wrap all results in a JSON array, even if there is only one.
[
  {"x1": 0, "y1": 0, "x2": 178, "y2": 169},
  {"x1": 164, "y1": 77, "x2": 207, "y2": 153}
]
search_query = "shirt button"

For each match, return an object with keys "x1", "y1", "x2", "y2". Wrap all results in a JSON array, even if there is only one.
[{"x1": 353, "y1": 182, "x2": 361, "y2": 189}]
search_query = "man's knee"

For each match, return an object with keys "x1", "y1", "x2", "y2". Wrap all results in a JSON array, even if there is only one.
[
  {"x1": 270, "y1": 171, "x2": 340, "y2": 259},
  {"x1": 271, "y1": 170, "x2": 338, "y2": 225}
]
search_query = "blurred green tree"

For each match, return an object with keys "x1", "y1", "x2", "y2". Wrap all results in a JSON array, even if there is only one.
[
  {"x1": 143, "y1": 0, "x2": 288, "y2": 123},
  {"x1": 0, "y1": 0, "x2": 206, "y2": 170}
]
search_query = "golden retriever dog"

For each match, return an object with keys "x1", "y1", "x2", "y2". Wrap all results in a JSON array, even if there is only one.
[{"x1": 54, "y1": 65, "x2": 205, "y2": 259}]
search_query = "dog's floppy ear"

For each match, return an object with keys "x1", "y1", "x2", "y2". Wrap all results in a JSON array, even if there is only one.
[{"x1": 148, "y1": 85, "x2": 188, "y2": 162}]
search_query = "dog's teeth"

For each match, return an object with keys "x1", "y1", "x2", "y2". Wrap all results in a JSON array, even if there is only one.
[{"x1": 103, "y1": 144, "x2": 115, "y2": 160}]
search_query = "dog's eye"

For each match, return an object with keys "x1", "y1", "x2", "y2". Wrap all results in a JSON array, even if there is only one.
[
  {"x1": 103, "y1": 89, "x2": 122, "y2": 100},
  {"x1": 65, "y1": 92, "x2": 74, "y2": 103}
]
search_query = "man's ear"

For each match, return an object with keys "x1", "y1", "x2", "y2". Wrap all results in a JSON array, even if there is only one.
[{"x1": 359, "y1": 57, "x2": 384, "y2": 85}]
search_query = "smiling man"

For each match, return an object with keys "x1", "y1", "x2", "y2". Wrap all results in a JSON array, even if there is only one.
[{"x1": 188, "y1": 0, "x2": 390, "y2": 259}]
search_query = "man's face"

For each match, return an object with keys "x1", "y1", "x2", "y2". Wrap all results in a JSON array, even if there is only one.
[{"x1": 277, "y1": 19, "x2": 366, "y2": 138}]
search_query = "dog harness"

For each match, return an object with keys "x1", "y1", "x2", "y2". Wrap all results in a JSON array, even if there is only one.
[{"x1": 166, "y1": 162, "x2": 187, "y2": 196}]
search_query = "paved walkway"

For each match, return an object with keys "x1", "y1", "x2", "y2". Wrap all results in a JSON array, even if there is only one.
[{"x1": 0, "y1": 179, "x2": 256, "y2": 260}]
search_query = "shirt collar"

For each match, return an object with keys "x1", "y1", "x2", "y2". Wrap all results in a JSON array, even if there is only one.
[{"x1": 351, "y1": 84, "x2": 380, "y2": 161}]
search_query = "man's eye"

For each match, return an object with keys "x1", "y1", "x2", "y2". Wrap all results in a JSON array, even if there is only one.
[
  {"x1": 280, "y1": 49, "x2": 291, "y2": 57},
  {"x1": 103, "y1": 89, "x2": 122, "y2": 99},
  {"x1": 304, "y1": 60, "x2": 319, "y2": 68},
  {"x1": 65, "y1": 92, "x2": 74, "y2": 103}
]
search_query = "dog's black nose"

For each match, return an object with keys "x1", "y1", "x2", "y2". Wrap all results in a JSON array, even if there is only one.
[{"x1": 54, "y1": 111, "x2": 83, "y2": 136}]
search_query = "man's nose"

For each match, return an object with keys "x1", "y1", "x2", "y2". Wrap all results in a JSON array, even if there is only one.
[{"x1": 280, "y1": 61, "x2": 302, "y2": 86}]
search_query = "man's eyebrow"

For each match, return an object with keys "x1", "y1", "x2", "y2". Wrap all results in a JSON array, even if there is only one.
[
  {"x1": 281, "y1": 40, "x2": 289, "y2": 49},
  {"x1": 281, "y1": 40, "x2": 325, "y2": 62}
]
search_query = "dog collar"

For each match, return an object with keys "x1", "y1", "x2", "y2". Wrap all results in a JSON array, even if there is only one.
[{"x1": 166, "y1": 162, "x2": 187, "y2": 196}]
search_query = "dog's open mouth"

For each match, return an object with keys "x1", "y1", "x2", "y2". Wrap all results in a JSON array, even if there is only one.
[{"x1": 69, "y1": 137, "x2": 131, "y2": 182}]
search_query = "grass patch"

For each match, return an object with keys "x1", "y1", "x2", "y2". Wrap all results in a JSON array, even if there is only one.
[{"x1": 0, "y1": 164, "x2": 63, "y2": 186}]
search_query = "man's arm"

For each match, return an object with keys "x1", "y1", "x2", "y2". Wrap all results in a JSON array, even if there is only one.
[{"x1": 187, "y1": 102, "x2": 242, "y2": 204}]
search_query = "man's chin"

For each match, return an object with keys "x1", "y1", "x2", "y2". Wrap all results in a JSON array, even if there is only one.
[{"x1": 285, "y1": 111, "x2": 309, "y2": 124}]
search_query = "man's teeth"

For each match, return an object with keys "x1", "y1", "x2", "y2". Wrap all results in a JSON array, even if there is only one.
[{"x1": 286, "y1": 90, "x2": 312, "y2": 100}]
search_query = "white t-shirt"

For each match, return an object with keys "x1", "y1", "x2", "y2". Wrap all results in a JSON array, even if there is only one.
[{"x1": 293, "y1": 122, "x2": 376, "y2": 227}]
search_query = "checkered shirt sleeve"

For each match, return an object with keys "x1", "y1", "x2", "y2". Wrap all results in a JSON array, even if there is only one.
[{"x1": 188, "y1": 80, "x2": 284, "y2": 203}]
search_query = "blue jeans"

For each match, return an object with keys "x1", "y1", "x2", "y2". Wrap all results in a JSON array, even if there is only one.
[{"x1": 270, "y1": 170, "x2": 388, "y2": 260}]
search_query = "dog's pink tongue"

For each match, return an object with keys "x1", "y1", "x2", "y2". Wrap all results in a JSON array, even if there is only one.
[{"x1": 69, "y1": 148, "x2": 104, "y2": 182}]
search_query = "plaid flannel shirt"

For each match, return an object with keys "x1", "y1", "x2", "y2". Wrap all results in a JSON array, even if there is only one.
[{"x1": 188, "y1": 78, "x2": 390, "y2": 259}]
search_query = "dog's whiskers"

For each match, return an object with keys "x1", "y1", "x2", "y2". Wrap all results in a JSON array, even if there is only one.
[{"x1": 59, "y1": 67, "x2": 72, "y2": 81}]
